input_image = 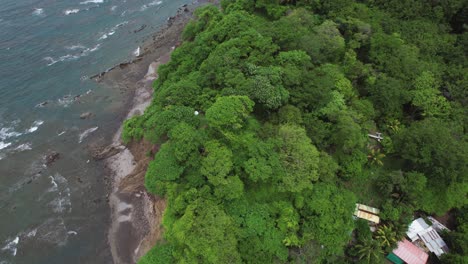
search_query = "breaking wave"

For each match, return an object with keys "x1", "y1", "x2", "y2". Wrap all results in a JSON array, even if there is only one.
[
  {"x1": 32, "y1": 8, "x2": 45, "y2": 17},
  {"x1": 80, "y1": 0, "x2": 104, "y2": 4},
  {"x1": 78, "y1": 127, "x2": 98, "y2": 143},
  {"x1": 63, "y1": 9, "x2": 80, "y2": 15},
  {"x1": 44, "y1": 44, "x2": 101, "y2": 66},
  {"x1": 98, "y1": 21, "x2": 128, "y2": 40},
  {"x1": 1, "y1": 237, "x2": 19, "y2": 257},
  {"x1": 141, "y1": 0, "x2": 163, "y2": 11}
]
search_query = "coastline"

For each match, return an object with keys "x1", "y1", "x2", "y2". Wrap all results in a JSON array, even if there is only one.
[{"x1": 92, "y1": 3, "x2": 204, "y2": 263}]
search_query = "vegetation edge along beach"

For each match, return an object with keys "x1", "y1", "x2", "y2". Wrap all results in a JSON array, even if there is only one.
[{"x1": 119, "y1": 1, "x2": 467, "y2": 263}]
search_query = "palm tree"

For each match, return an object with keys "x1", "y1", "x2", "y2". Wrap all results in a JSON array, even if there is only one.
[
  {"x1": 355, "y1": 239, "x2": 383, "y2": 263},
  {"x1": 368, "y1": 148, "x2": 385, "y2": 166},
  {"x1": 388, "y1": 119, "x2": 401, "y2": 133},
  {"x1": 375, "y1": 224, "x2": 398, "y2": 249}
]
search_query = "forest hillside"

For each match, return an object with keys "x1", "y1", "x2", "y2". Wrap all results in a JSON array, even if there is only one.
[{"x1": 124, "y1": 1, "x2": 467, "y2": 263}]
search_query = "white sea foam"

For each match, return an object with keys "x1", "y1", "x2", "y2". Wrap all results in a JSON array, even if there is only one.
[
  {"x1": 0, "y1": 126, "x2": 22, "y2": 141},
  {"x1": 32, "y1": 8, "x2": 45, "y2": 16},
  {"x1": 48, "y1": 175, "x2": 58, "y2": 192},
  {"x1": 0, "y1": 141, "x2": 11, "y2": 150},
  {"x1": 57, "y1": 131, "x2": 66, "y2": 136},
  {"x1": 26, "y1": 229, "x2": 37, "y2": 238},
  {"x1": 80, "y1": 0, "x2": 104, "y2": 4},
  {"x1": 47, "y1": 174, "x2": 72, "y2": 213},
  {"x1": 0, "y1": 121, "x2": 40, "y2": 150},
  {"x1": 57, "y1": 95, "x2": 74, "y2": 107},
  {"x1": 78, "y1": 127, "x2": 98, "y2": 143},
  {"x1": 65, "y1": 44, "x2": 86, "y2": 50},
  {"x1": 49, "y1": 195, "x2": 72, "y2": 213},
  {"x1": 26, "y1": 120, "x2": 44, "y2": 133},
  {"x1": 110, "y1": 5, "x2": 117, "y2": 11},
  {"x1": 35, "y1": 218, "x2": 69, "y2": 246},
  {"x1": 64, "y1": 9, "x2": 80, "y2": 15},
  {"x1": 133, "y1": 46, "x2": 140, "y2": 57},
  {"x1": 45, "y1": 43, "x2": 101, "y2": 66},
  {"x1": 98, "y1": 21, "x2": 128, "y2": 41},
  {"x1": 67, "y1": 231, "x2": 77, "y2": 235},
  {"x1": 14, "y1": 143, "x2": 32, "y2": 151},
  {"x1": 2, "y1": 237, "x2": 19, "y2": 257},
  {"x1": 140, "y1": 0, "x2": 162, "y2": 11}
]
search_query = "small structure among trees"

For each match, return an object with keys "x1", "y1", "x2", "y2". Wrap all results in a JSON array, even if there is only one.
[
  {"x1": 407, "y1": 218, "x2": 449, "y2": 258},
  {"x1": 388, "y1": 239, "x2": 429, "y2": 264},
  {"x1": 353, "y1": 203, "x2": 380, "y2": 224},
  {"x1": 368, "y1": 132, "x2": 384, "y2": 142}
]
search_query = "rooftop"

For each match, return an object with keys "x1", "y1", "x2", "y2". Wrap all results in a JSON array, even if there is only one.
[
  {"x1": 407, "y1": 218, "x2": 430, "y2": 242},
  {"x1": 418, "y1": 227, "x2": 449, "y2": 257},
  {"x1": 393, "y1": 239, "x2": 428, "y2": 264},
  {"x1": 353, "y1": 203, "x2": 380, "y2": 224}
]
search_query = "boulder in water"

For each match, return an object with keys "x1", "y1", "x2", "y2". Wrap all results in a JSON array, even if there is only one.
[
  {"x1": 45, "y1": 151, "x2": 60, "y2": 166},
  {"x1": 80, "y1": 112, "x2": 93, "y2": 119}
]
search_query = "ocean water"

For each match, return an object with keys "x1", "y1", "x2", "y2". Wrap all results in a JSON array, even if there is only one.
[{"x1": 0, "y1": 0, "x2": 192, "y2": 263}]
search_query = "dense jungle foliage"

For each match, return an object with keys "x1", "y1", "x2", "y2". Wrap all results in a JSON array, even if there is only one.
[{"x1": 124, "y1": 0, "x2": 467, "y2": 263}]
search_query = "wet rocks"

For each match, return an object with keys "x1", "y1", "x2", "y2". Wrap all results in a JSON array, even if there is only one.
[
  {"x1": 133, "y1": 24, "x2": 147, "y2": 33},
  {"x1": 45, "y1": 151, "x2": 60, "y2": 166},
  {"x1": 80, "y1": 112, "x2": 93, "y2": 119},
  {"x1": 92, "y1": 143, "x2": 126, "y2": 160}
]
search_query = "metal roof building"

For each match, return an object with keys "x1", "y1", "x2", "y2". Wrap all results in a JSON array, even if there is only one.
[
  {"x1": 407, "y1": 218, "x2": 430, "y2": 242},
  {"x1": 392, "y1": 239, "x2": 429, "y2": 264},
  {"x1": 406, "y1": 218, "x2": 449, "y2": 258},
  {"x1": 418, "y1": 227, "x2": 449, "y2": 257}
]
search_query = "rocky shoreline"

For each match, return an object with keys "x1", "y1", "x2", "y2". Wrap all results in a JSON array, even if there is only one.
[{"x1": 89, "y1": 2, "x2": 213, "y2": 263}]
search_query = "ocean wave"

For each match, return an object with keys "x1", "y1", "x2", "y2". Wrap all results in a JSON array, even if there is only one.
[
  {"x1": 26, "y1": 120, "x2": 44, "y2": 133},
  {"x1": 36, "y1": 218, "x2": 69, "y2": 246},
  {"x1": 1, "y1": 237, "x2": 19, "y2": 257},
  {"x1": 46, "y1": 174, "x2": 72, "y2": 213},
  {"x1": 80, "y1": 0, "x2": 104, "y2": 4},
  {"x1": 98, "y1": 21, "x2": 128, "y2": 41},
  {"x1": 133, "y1": 46, "x2": 141, "y2": 57},
  {"x1": 32, "y1": 8, "x2": 45, "y2": 17},
  {"x1": 49, "y1": 195, "x2": 72, "y2": 213},
  {"x1": 0, "y1": 120, "x2": 43, "y2": 152},
  {"x1": 63, "y1": 9, "x2": 80, "y2": 15},
  {"x1": 110, "y1": 5, "x2": 117, "y2": 12},
  {"x1": 65, "y1": 44, "x2": 86, "y2": 51},
  {"x1": 48, "y1": 175, "x2": 59, "y2": 192},
  {"x1": 0, "y1": 141, "x2": 12, "y2": 150},
  {"x1": 78, "y1": 127, "x2": 98, "y2": 143},
  {"x1": 44, "y1": 43, "x2": 101, "y2": 66},
  {"x1": 140, "y1": 0, "x2": 163, "y2": 11},
  {"x1": 57, "y1": 95, "x2": 74, "y2": 107},
  {"x1": 0, "y1": 126, "x2": 22, "y2": 141},
  {"x1": 14, "y1": 143, "x2": 32, "y2": 151},
  {"x1": 26, "y1": 229, "x2": 37, "y2": 238}
]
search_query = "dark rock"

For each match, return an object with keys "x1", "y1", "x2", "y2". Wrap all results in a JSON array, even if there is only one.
[
  {"x1": 80, "y1": 112, "x2": 93, "y2": 119},
  {"x1": 45, "y1": 151, "x2": 60, "y2": 166},
  {"x1": 92, "y1": 143, "x2": 125, "y2": 160},
  {"x1": 133, "y1": 24, "x2": 147, "y2": 33}
]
